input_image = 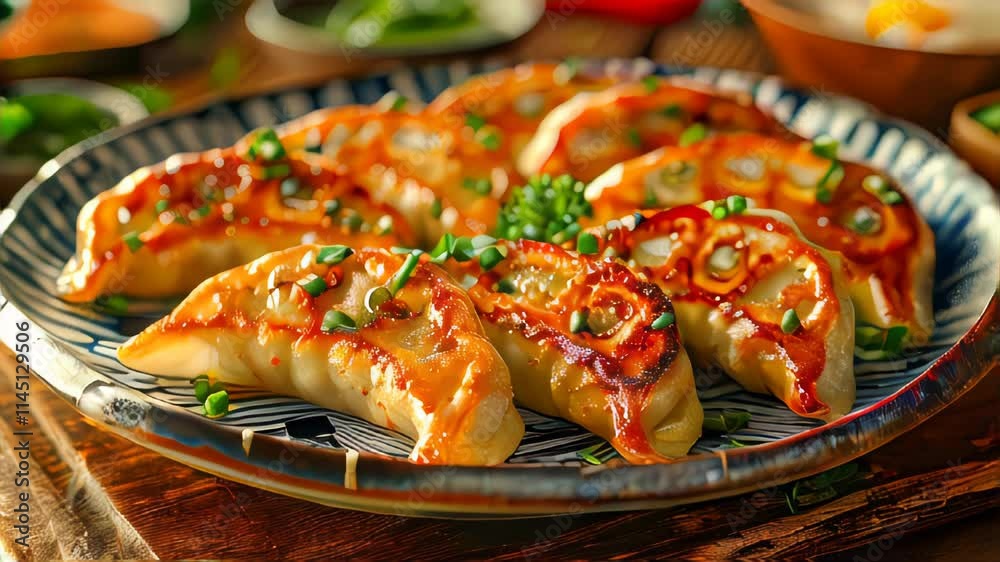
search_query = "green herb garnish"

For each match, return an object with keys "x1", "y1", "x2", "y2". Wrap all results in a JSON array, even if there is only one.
[
  {"x1": 641, "y1": 75, "x2": 659, "y2": 93},
  {"x1": 478, "y1": 130, "x2": 501, "y2": 151},
  {"x1": 725, "y1": 195, "x2": 747, "y2": 215},
  {"x1": 651, "y1": 312, "x2": 675, "y2": 330},
  {"x1": 702, "y1": 410, "x2": 751, "y2": 433},
  {"x1": 298, "y1": 275, "x2": 328, "y2": 297},
  {"x1": 365, "y1": 286, "x2": 393, "y2": 314},
  {"x1": 465, "y1": 113, "x2": 486, "y2": 132},
  {"x1": 478, "y1": 246, "x2": 504, "y2": 270},
  {"x1": 321, "y1": 310, "x2": 357, "y2": 333},
  {"x1": 810, "y1": 135, "x2": 839, "y2": 159},
  {"x1": 388, "y1": 251, "x2": 420, "y2": 295},
  {"x1": 204, "y1": 389, "x2": 230, "y2": 418},
  {"x1": 679, "y1": 123, "x2": 708, "y2": 147},
  {"x1": 576, "y1": 232, "x2": 599, "y2": 255},
  {"x1": 122, "y1": 231, "x2": 143, "y2": 252},
  {"x1": 496, "y1": 174, "x2": 593, "y2": 244},
  {"x1": 781, "y1": 309, "x2": 801, "y2": 334},
  {"x1": 430, "y1": 198, "x2": 443, "y2": 219},
  {"x1": 155, "y1": 199, "x2": 169, "y2": 213},
  {"x1": 390, "y1": 95, "x2": 408, "y2": 112},
  {"x1": 570, "y1": 309, "x2": 589, "y2": 334},
  {"x1": 497, "y1": 279, "x2": 517, "y2": 294},
  {"x1": 316, "y1": 245, "x2": 353, "y2": 265},
  {"x1": 971, "y1": 102, "x2": 1000, "y2": 134},
  {"x1": 463, "y1": 177, "x2": 492, "y2": 196},
  {"x1": 246, "y1": 127, "x2": 286, "y2": 162},
  {"x1": 95, "y1": 294, "x2": 129, "y2": 314},
  {"x1": 430, "y1": 233, "x2": 455, "y2": 263},
  {"x1": 324, "y1": 198, "x2": 341, "y2": 216}
]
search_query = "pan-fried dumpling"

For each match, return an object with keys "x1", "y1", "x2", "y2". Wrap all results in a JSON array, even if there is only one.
[
  {"x1": 594, "y1": 204, "x2": 856, "y2": 420},
  {"x1": 518, "y1": 76, "x2": 784, "y2": 181},
  {"x1": 118, "y1": 244, "x2": 524, "y2": 466},
  {"x1": 443, "y1": 237, "x2": 702, "y2": 462},
  {"x1": 585, "y1": 132, "x2": 935, "y2": 345},
  {"x1": 58, "y1": 141, "x2": 409, "y2": 302}
]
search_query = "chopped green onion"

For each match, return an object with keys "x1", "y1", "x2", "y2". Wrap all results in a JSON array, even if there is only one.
[
  {"x1": 479, "y1": 246, "x2": 505, "y2": 270},
  {"x1": 324, "y1": 198, "x2": 341, "y2": 216},
  {"x1": 703, "y1": 410, "x2": 752, "y2": 433},
  {"x1": 478, "y1": 130, "x2": 501, "y2": 151},
  {"x1": 660, "y1": 103, "x2": 683, "y2": 118},
  {"x1": 711, "y1": 203, "x2": 729, "y2": 220},
  {"x1": 559, "y1": 57, "x2": 581, "y2": 81},
  {"x1": 260, "y1": 163, "x2": 291, "y2": 180},
  {"x1": 364, "y1": 286, "x2": 393, "y2": 314},
  {"x1": 818, "y1": 161, "x2": 844, "y2": 190},
  {"x1": 884, "y1": 326, "x2": 908, "y2": 353},
  {"x1": 679, "y1": 123, "x2": 707, "y2": 147},
  {"x1": 465, "y1": 113, "x2": 486, "y2": 132},
  {"x1": 569, "y1": 309, "x2": 589, "y2": 334},
  {"x1": 194, "y1": 378, "x2": 223, "y2": 403},
  {"x1": 390, "y1": 95, "x2": 408, "y2": 112},
  {"x1": 341, "y1": 212, "x2": 364, "y2": 231},
  {"x1": 471, "y1": 234, "x2": 497, "y2": 249},
  {"x1": 651, "y1": 312, "x2": 675, "y2": 330},
  {"x1": 315, "y1": 245, "x2": 353, "y2": 265},
  {"x1": 450, "y1": 236, "x2": 475, "y2": 262},
  {"x1": 463, "y1": 177, "x2": 492, "y2": 196},
  {"x1": 641, "y1": 75, "x2": 659, "y2": 93},
  {"x1": 781, "y1": 309, "x2": 801, "y2": 334},
  {"x1": 970, "y1": 102, "x2": 1000, "y2": 134},
  {"x1": 390, "y1": 246, "x2": 413, "y2": 254},
  {"x1": 862, "y1": 174, "x2": 888, "y2": 194},
  {"x1": 725, "y1": 195, "x2": 747, "y2": 215},
  {"x1": 816, "y1": 187, "x2": 833, "y2": 204},
  {"x1": 430, "y1": 198, "x2": 443, "y2": 219},
  {"x1": 882, "y1": 191, "x2": 903, "y2": 205},
  {"x1": 321, "y1": 310, "x2": 357, "y2": 333},
  {"x1": 497, "y1": 278, "x2": 517, "y2": 294},
  {"x1": 247, "y1": 128, "x2": 286, "y2": 161},
  {"x1": 626, "y1": 128, "x2": 642, "y2": 148},
  {"x1": 810, "y1": 135, "x2": 839, "y2": 159},
  {"x1": 197, "y1": 204, "x2": 211, "y2": 217},
  {"x1": 155, "y1": 199, "x2": 169, "y2": 213},
  {"x1": 122, "y1": 231, "x2": 143, "y2": 252},
  {"x1": 855, "y1": 326, "x2": 884, "y2": 349},
  {"x1": 96, "y1": 294, "x2": 129, "y2": 314},
  {"x1": 298, "y1": 275, "x2": 328, "y2": 297},
  {"x1": 280, "y1": 177, "x2": 300, "y2": 198},
  {"x1": 576, "y1": 232, "x2": 599, "y2": 255},
  {"x1": 848, "y1": 206, "x2": 881, "y2": 234},
  {"x1": 388, "y1": 251, "x2": 420, "y2": 295},
  {"x1": 430, "y1": 233, "x2": 454, "y2": 262},
  {"x1": 496, "y1": 174, "x2": 592, "y2": 244},
  {"x1": 204, "y1": 389, "x2": 229, "y2": 417}
]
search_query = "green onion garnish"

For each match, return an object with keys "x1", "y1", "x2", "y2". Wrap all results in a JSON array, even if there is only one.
[
  {"x1": 194, "y1": 378, "x2": 211, "y2": 403},
  {"x1": 725, "y1": 195, "x2": 747, "y2": 215},
  {"x1": 465, "y1": 113, "x2": 486, "y2": 132},
  {"x1": 341, "y1": 212, "x2": 364, "y2": 231},
  {"x1": 280, "y1": 177, "x2": 300, "y2": 198},
  {"x1": 430, "y1": 198, "x2": 443, "y2": 219},
  {"x1": 711, "y1": 203, "x2": 729, "y2": 220},
  {"x1": 364, "y1": 286, "x2": 393, "y2": 314},
  {"x1": 430, "y1": 233, "x2": 454, "y2": 263},
  {"x1": 496, "y1": 174, "x2": 593, "y2": 245},
  {"x1": 197, "y1": 204, "x2": 211, "y2": 217},
  {"x1": 651, "y1": 312, "x2": 675, "y2": 330},
  {"x1": 626, "y1": 128, "x2": 642, "y2": 148},
  {"x1": 316, "y1": 245, "x2": 353, "y2": 265},
  {"x1": 324, "y1": 198, "x2": 341, "y2": 216},
  {"x1": 497, "y1": 279, "x2": 516, "y2": 294},
  {"x1": 882, "y1": 191, "x2": 903, "y2": 205},
  {"x1": 854, "y1": 326, "x2": 884, "y2": 349},
  {"x1": 569, "y1": 309, "x2": 589, "y2": 334},
  {"x1": 478, "y1": 130, "x2": 501, "y2": 151},
  {"x1": 298, "y1": 275, "x2": 328, "y2": 297},
  {"x1": 848, "y1": 206, "x2": 881, "y2": 234},
  {"x1": 390, "y1": 95, "x2": 408, "y2": 112},
  {"x1": 450, "y1": 236, "x2": 475, "y2": 262},
  {"x1": 660, "y1": 103, "x2": 683, "y2": 118},
  {"x1": 204, "y1": 389, "x2": 229, "y2": 417},
  {"x1": 781, "y1": 308, "x2": 801, "y2": 334},
  {"x1": 155, "y1": 199, "x2": 169, "y2": 213},
  {"x1": 970, "y1": 102, "x2": 1000, "y2": 134},
  {"x1": 883, "y1": 326, "x2": 908, "y2": 353},
  {"x1": 810, "y1": 135, "x2": 839, "y2": 159},
  {"x1": 471, "y1": 234, "x2": 497, "y2": 249},
  {"x1": 816, "y1": 187, "x2": 833, "y2": 204},
  {"x1": 861, "y1": 175, "x2": 903, "y2": 205},
  {"x1": 641, "y1": 75, "x2": 659, "y2": 93},
  {"x1": 321, "y1": 310, "x2": 357, "y2": 333},
  {"x1": 247, "y1": 128, "x2": 286, "y2": 162},
  {"x1": 388, "y1": 251, "x2": 420, "y2": 295},
  {"x1": 122, "y1": 231, "x2": 143, "y2": 252},
  {"x1": 702, "y1": 410, "x2": 752, "y2": 433},
  {"x1": 463, "y1": 177, "x2": 492, "y2": 196},
  {"x1": 96, "y1": 294, "x2": 129, "y2": 314},
  {"x1": 260, "y1": 163, "x2": 291, "y2": 180},
  {"x1": 818, "y1": 161, "x2": 844, "y2": 190},
  {"x1": 576, "y1": 232, "x2": 599, "y2": 255},
  {"x1": 679, "y1": 123, "x2": 708, "y2": 147},
  {"x1": 479, "y1": 246, "x2": 504, "y2": 270}
]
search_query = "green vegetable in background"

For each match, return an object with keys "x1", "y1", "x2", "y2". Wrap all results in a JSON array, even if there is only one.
[
  {"x1": 0, "y1": 93, "x2": 118, "y2": 160},
  {"x1": 326, "y1": 0, "x2": 476, "y2": 48},
  {"x1": 971, "y1": 102, "x2": 1000, "y2": 134}
]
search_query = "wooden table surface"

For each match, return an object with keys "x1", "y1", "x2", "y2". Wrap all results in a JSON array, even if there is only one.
[{"x1": 1, "y1": 5, "x2": 998, "y2": 560}]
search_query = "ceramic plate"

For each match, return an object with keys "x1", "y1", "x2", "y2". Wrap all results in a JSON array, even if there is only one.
[{"x1": 1, "y1": 60, "x2": 997, "y2": 517}]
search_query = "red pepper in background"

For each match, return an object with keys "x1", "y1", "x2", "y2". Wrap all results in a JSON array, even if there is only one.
[{"x1": 545, "y1": 0, "x2": 703, "y2": 25}]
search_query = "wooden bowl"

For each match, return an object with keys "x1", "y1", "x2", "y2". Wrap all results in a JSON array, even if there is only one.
[
  {"x1": 951, "y1": 90, "x2": 1000, "y2": 187},
  {"x1": 742, "y1": 0, "x2": 1000, "y2": 131}
]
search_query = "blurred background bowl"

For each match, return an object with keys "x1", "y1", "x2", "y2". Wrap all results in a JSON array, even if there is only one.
[{"x1": 742, "y1": 0, "x2": 1000, "y2": 131}]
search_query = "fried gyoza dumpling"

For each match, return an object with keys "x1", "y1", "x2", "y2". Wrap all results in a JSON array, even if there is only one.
[
  {"x1": 518, "y1": 76, "x2": 784, "y2": 181},
  {"x1": 58, "y1": 136, "x2": 410, "y2": 303},
  {"x1": 585, "y1": 132, "x2": 935, "y2": 345},
  {"x1": 443, "y1": 237, "x2": 702, "y2": 462},
  {"x1": 427, "y1": 61, "x2": 616, "y2": 163},
  {"x1": 118, "y1": 245, "x2": 523, "y2": 466},
  {"x1": 594, "y1": 205, "x2": 856, "y2": 420}
]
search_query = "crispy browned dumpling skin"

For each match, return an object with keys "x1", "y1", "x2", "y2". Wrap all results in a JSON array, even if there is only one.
[
  {"x1": 448, "y1": 239, "x2": 702, "y2": 463},
  {"x1": 119, "y1": 245, "x2": 523, "y2": 466},
  {"x1": 593, "y1": 206, "x2": 856, "y2": 420}
]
